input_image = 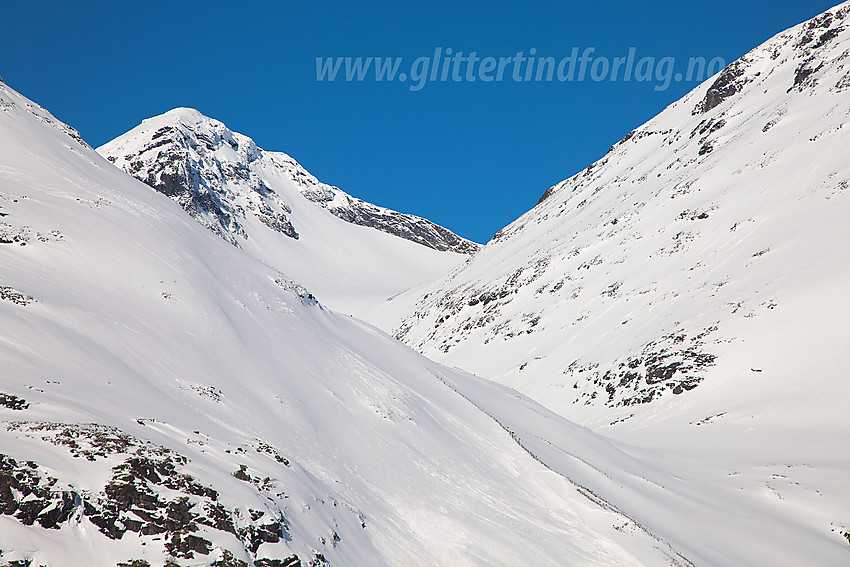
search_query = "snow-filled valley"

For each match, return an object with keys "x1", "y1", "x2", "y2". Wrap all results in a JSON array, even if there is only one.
[
  {"x1": 0, "y1": 81, "x2": 685, "y2": 566},
  {"x1": 2, "y1": 3, "x2": 850, "y2": 566}
]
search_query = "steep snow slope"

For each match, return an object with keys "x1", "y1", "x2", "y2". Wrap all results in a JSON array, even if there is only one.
[
  {"x1": 0, "y1": 83, "x2": 687, "y2": 566},
  {"x1": 372, "y1": 4, "x2": 850, "y2": 562},
  {"x1": 97, "y1": 110, "x2": 478, "y2": 318},
  {"x1": 381, "y1": 2, "x2": 850, "y2": 426}
]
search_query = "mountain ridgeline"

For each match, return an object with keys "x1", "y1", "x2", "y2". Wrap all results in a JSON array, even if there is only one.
[
  {"x1": 97, "y1": 109, "x2": 478, "y2": 318},
  {"x1": 98, "y1": 110, "x2": 479, "y2": 255},
  {"x1": 380, "y1": 2, "x2": 850, "y2": 426}
]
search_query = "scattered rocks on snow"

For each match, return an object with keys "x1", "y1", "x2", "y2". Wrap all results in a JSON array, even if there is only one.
[
  {"x1": 0, "y1": 287, "x2": 36, "y2": 306},
  {"x1": 0, "y1": 394, "x2": 29, "y2": 411},
  {"x1": 0, "y1": 422, "x2": 317, "y2": 566}
]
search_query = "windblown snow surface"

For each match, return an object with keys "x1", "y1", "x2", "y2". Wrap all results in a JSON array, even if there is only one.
[
  {"x1": 97, "y1": 109, "x2": 478, "y2": 319},
  {"x1": 372, "y1": 2, "x2": 850, "y2": 564},
  {"x1": 0, "y1": 84, "x2": 690, "y2": 566}
]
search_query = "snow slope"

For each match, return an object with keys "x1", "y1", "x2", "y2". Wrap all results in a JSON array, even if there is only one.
[
  {"x1": 381, "y1": 2, "x2": 850, "y2": 426},
  {"x1": 372, "y1": 3, "x2": 850, "y2": 563},
  {"x1": 0, "y1": 82, "x2": 688, "y2": 566},
  {"x1": 97, "y1": 109, "x2": 478, "y2": 319}
]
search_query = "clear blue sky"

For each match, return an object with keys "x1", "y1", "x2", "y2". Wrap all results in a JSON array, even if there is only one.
[{"x1": 0, "y1": 1, "x2": 838, "y2": 243}]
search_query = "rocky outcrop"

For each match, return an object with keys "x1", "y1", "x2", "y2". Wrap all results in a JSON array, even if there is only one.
[
  {"x1": 103, "y1": 117, "x2": 297, "y2": 246},
  {"x1": 0, "y1": 422, "x2": 335, "y2": 567},
  {"x1": 302, "y1": 186, "x2": 479, "y2": 254}
]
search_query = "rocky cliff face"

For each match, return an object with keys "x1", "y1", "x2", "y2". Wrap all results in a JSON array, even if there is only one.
[{"x1": 111, "y1": 117, "x2": 297, "y2": 244}]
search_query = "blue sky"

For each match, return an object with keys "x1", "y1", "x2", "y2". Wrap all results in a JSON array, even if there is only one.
[{"x1": 0, "y1": 1, "x2": 839, "y2": 243}]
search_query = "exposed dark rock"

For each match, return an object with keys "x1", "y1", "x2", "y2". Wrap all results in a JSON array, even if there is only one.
[
  {"x1": 213, "y1": 549, "x2": 249, "y2": 567},
  {"x1": 240, "y1": 520, "x2": 285, "y2": 554},
  {"x1": 691, "y1": 4, "x2": 845, "y2": 114},
  {"x1": 255, "y1": 442, "x2": 291, "y2": 467},
  {"x1": 165, "y1": 532, "x2": 212, "y2": 558},
  {"x1": 678, "y1": 209, "x2": 710, "y2": 221},
  {"x1": 693, "y1": 59, "x2": 751, "y2": 114},
  {"x1": 274, "y1": 278, "x2": 319, "y2": 307},
  {"x1": 257, "y1": 206, "x2": 298, "y2": 239},
  {"x1": 255, "y1": 557, "x2": 301, "y2": 567},
  {"x1": 794, "y1": 9, "x2": 845, "y2": 50},
  {"x1": 0, "y1": 223, "x2": 31, "y2": 246},
  {"x1": 0, "y1": 422, "x2": 306, "y2": 564},
  {"x1": 233, "y1": 465, "x2": 251, "y2": 482},
  {"x1": 320, "y1": 195, "x2": 479, "y2": 254},
  {"x1": 536, "y1": 185, "x2": 556, "y2": 205},
  {"x1": 0, "y1": 393, "x2": 29, "y2": 410},
  {"x1": 690, "y1": 118, "x2": 726, "y2": 141},
  {"x1": 0, "y1": 453, "x2": 79, "y2": 530},
  {"x1": 565, "y1": 326, "x2": 718, "y2": 407},
  {"x1": 468, "y1": 289, "x2": 512, "y2": 307},
  {"x1": 789, "y1": 58, "x2": 826, "y2": 92}
]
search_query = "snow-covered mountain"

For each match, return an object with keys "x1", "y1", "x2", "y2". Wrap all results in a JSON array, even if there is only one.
[
  {"x1": 97, "y1": 109, "x2": 478, "y2": 318},
  {"x1": 370, "y1": 3, "x2": 850, "y2": 561},
  {"x1": 2, "y1": 3, "x2": 850, "y2": 565},
  {"x1": 1, "y1": 82, "x2": 691, "y2": 566},
  {"x1": 380, "y1": 1, "x2": 850, "y2": 424}
]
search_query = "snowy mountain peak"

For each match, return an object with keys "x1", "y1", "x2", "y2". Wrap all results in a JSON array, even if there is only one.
[
  {"x1": 100, "y1": 108, "x2": 293, "y2": 244},
  {"x1": 97, "y1": 109, "x2": 479, "y2": 317},
  {"x1": 99, "y1": 110, "x2": 479, "y2": 255}
]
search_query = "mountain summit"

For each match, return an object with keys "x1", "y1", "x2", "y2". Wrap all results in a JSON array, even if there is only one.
[
  {"x1": 98, "y1": 108, "x2": 478, "y2": 254},
  {"x1": 98, "y1": 109, "x2": 478, "y2": 317}
]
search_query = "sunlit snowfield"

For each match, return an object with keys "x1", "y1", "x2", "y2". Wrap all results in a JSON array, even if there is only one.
[{"x1": 1, "y1": 2, "x2": 849, "y2": 566}]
